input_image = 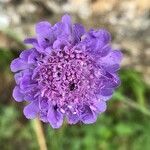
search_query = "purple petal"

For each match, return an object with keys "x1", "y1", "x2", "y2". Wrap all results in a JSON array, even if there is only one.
[
  {"x1": 10, "y1": 58, "x2": 29, "y2": 72},
  {"x1": 24, "y1": 38, "x2": 37, "y2": 45},
  {"x1": 38, "y1": 98, "x2": 49, "y2": 122},
  {"x1": 20, "y1": 49, "x2": 32, "y2": 61},
  {"x1": 67, "y1": 113, "x2": 79, "y2": 124},
  {"x1": 81, "y1": 105, "x2": 97, "y2": 124},
  {"x1": 61, "y1": 14, "x2": 72, "y2": 34},
  {"x1": 28, "y1": 50, "x2": 39, "y2": 63},
  {"x1": 24, "y1": 88, "x2": 39, "y2": 102},
  {"x1": 47, "y1": 106, "x2": 63, "y2": 128},
  {"x1": 12, "y1": 86, "x2": 24, "y2": 102},
  {"x1": 14, "y1": 72, "x2": 23, "y2": 84},
  {"x1": 19, "y1": 70, "x2": 36, "y2": 92},
  {"x1": 72, "y1": 23, "x2": 85, "y2": 43},
  {"x1": 98, "y1": 95, "x2": 113, "y2": 101},
  {"x1": 20, "y1": 76, "x2": 36, "y2": 92},
  {"x1": 96, "y1": 88, "x2": 113, "y2": 101},
  {"x1": 19, "y1": 49, "x2": 39, "y2": 64},
  {"x1": 33, "y1": 42, "x2": 45, "y2": 53},
  {"x1": 101, "y1": 88, "x2": 113, "y2": 96},
  {"x1": 24, "y1": 94, "x2": 35, "y2": 102},
  {"x1": 100, "y1": 44, "x2": 112, "y2": 57},
  {"x1": 36, "y1": 21, "x2": 51, "y2": 33},
  {"x1": 101, "y1": 50, "x2": 123, "y2": 72},
  {"x1": 39, "y1": 111, "x2": 48, "y2": 123},
  {"x1": 98, "y1": 72, "x2": 121, "y2": 88},
  {"x1": 52, "y1": 22, "x2": 64, "y2": 36},
  {"x1": 23, "y1": 101, "x2": 39, "y2": 119},
  {"x1": 44, "y1": 47, "x2": 53, "y2": 54},
  {"x1": 53, "y1": 35, "x2": 69, "y2": 49},
  {"x1": 92, "y1": 29, "x2": 111, "y2": 43},
  {"x1": 39, "y1": 98, "x2": 49, "y2": 110},
  {"x1": 104, "y1": 64, "x2": 120, "y2": 72},
  {"x1": 81, "y1": 29, "x2": 111, "y2": 56},
  {"x1": 35, "y1": 21, "x2": 54, "y2": 48},
  {"x1": 94, "y1": 100, "x2": 107, "y2": 112}
]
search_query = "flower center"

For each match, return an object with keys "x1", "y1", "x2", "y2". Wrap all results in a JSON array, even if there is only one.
[{"x1": 35, "y1": 48, "x2": 97, "y2": 109}]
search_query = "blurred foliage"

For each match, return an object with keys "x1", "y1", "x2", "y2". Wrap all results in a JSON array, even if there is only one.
[{"x1": 0, "y1": 48, "x2": 150, "y2": 150}]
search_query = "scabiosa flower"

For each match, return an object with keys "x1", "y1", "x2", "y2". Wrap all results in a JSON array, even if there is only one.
[{"x1": 10, "y1": 14, "x2": 122, "y2": 128}]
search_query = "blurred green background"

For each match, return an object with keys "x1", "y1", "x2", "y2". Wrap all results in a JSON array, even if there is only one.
[{"x1": 0, "y1": 0, "x2": 150, "y2": 150}]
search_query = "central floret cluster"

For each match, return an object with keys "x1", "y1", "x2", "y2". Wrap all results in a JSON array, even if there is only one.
[
  {"x1": 34, "y1": 47, "x2": 105, "y2": 124},
  {"x1": 10, "y1": 15, "x2": 122, "y2": 128}
]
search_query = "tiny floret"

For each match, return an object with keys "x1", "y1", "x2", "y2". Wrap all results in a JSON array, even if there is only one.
[{"x1": 10, "y1": 14, "x2": 122, "y2": 128}]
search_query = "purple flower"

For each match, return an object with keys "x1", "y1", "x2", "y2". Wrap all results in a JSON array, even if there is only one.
[{"x1": 10, "y1": 14, "x2": 122, "y2": 128}]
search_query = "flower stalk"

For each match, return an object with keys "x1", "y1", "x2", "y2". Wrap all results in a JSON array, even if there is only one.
[{"x1": 33, "y1": 118, "x2": 47, "y2": 150}]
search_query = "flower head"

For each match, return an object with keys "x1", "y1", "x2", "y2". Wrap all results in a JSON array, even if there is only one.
[{"x1": 10, "y1": 14, "x2": 122, "y2": 128}]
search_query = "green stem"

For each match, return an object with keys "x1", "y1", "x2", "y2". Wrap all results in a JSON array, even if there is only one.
[
  {"x1": 32, "y1": 118, "x2": 47, "y2": 150},
  {"x1": 114, "y1": 92, "x2": 150, "y2": 117}
]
